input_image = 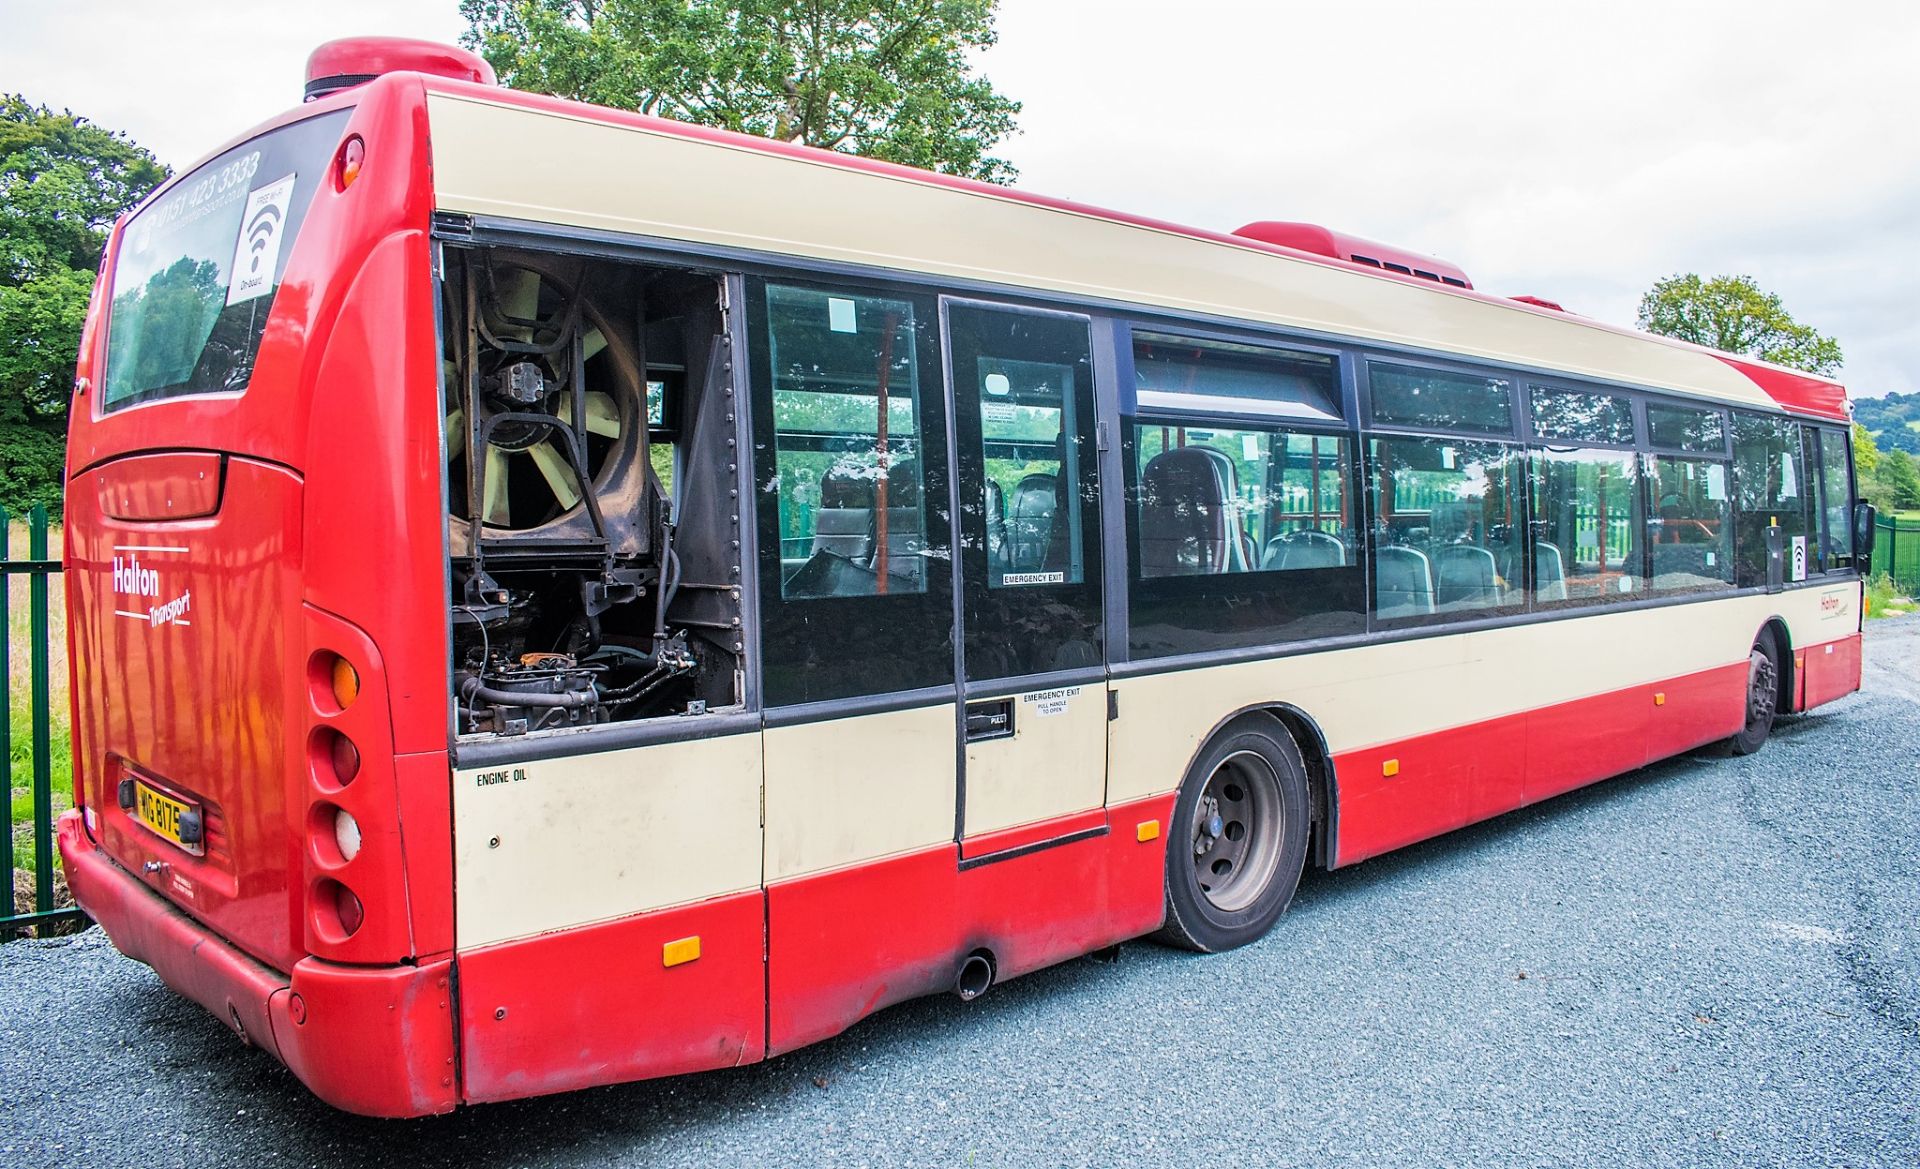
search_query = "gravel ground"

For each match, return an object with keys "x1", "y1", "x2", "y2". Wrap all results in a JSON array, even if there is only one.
[{"x1": 5, "y1": 619, "x2": 1917, "y2": 1168}]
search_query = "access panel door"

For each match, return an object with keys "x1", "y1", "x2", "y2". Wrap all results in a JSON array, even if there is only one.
[{"x1": 945, "y1": 300, "x2": 1108, "y2": 849}]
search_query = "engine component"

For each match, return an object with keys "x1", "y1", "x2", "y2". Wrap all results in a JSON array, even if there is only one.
[{"x1": 458, "y1": 653, "x2": 605, "y2": 736}]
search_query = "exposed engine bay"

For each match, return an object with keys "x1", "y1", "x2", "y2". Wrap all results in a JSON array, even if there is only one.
[{"x1": 441, "y1": 245, "x2": 743, "y2": 736}]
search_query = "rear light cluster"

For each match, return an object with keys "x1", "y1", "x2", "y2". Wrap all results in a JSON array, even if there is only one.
[
  {"x1": 299, "y1": 636, "x2": 407, "y2": 960},
  {"x1": 307, "y1": 650, "x2": 366, "y2": 943}
]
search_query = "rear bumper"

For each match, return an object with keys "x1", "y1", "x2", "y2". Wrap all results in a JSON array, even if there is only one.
[{"x1": 57, "y1": 810, "x2": 458, "y2": 1117}]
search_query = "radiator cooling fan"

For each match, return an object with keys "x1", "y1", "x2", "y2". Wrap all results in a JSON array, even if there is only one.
[{"x1": 446, "y1": 254, "x2": 651, "y2": 560}]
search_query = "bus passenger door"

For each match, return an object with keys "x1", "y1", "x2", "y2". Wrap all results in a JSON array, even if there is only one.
[{"x1": 944, "y1": 301, "x2": 1109, "y2": 866}]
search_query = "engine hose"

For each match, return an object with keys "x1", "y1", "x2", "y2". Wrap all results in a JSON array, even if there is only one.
[{"x1": 459, "y1": 677, "x2": 598, "y2": 709}]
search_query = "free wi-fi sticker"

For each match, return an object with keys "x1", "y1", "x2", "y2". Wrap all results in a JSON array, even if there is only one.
[{"x1": 226, "y1": 174, "x2": 297, "y2": 306}]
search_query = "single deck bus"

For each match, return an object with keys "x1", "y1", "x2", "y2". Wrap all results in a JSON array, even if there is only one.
[{"x1": 58, "y1": 38, "x2": 1872, "y2": 1116}]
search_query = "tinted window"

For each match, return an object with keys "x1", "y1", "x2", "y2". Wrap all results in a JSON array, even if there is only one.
[
  {"x1": 1133, "y1": 333, "x2": 1340, "y2": 422},
  {"x1": 1646, "y1": 455, "x2": 1734, "y2": 592},
  {"x1": 1532, "y1": 386, "x2": 1635, "y2": 445},
  {"x1": 1369, "y1": 437, "x2": 1526, "y2": 620},
  {"x1": 104, "y1": 110, "x2": 350, "y2": 410},
  {"x1": 1647, "y1": 403, "x2": 1726, "y2": 452},
  {"x1": 750, "y1": 280, "x2": 953, "y2": 705},
  {"x1": 1126, "y1": 421, "x2": 1363, "y2": 657},
  {"x1": 1134, "y1": 424, "x2": 1354, "y2": 577},
  {"x1": 1369, "y1": 363, "x2": 1513, "y2": 434},
  {"x1": 1531, "y1": 448, "x2": 1644, "y2": 604},
  {"x1": 1817, "y1": 428, "x2": 1855, "y2": 568},
  {"x1": 1732, "y1": 413, "x2": 1810, "y2": 587},
  {"x1": 764, "y1": 285, "x2": 931, "y2": 599}
]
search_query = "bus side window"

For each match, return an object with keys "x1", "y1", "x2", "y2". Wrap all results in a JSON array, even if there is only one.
[
  {"x1": 749, "y1": 279, "x2": 954, "y2": 706},
  {"x1": 1367, "y1": 436, "x2": 1526, "y2": 620},
  {"x1": 1529, "y1": 447, "x2": 1645, "y2": 605},
  {"x1": 762, "y1": 285, "x2": 932, "y2": 600}
]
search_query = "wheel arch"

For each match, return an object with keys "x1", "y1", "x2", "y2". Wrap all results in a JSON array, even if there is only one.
[{"x1": 1186, "y1": 702, "x2": 1339, "y2": 873}]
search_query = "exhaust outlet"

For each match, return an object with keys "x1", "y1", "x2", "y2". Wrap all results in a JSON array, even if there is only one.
[{"x1": 955, "y1": 951, "x2": 994, "y2": 1002}]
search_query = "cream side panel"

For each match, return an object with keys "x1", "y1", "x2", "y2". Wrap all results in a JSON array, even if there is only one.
[
  {"x1": 963, "y1": 685, "x2": 1106, "y2": 837},
  {"x1": 425, "y1": 94, "x2": 1773, "y2": 411},
  {"x1": 453, "y1": 732, "x2": 763, "y2": 949},
  {"x1": 764, "y1": 704, "x2": 956, "y2": 881},
  {"x1": 1106, "y1": 593, "x2": 1826, "y2": 804}
]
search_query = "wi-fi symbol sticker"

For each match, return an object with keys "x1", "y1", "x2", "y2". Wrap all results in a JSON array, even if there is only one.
[{"x1": 243, "y1": 204, "x2": 283, "y2": 275}]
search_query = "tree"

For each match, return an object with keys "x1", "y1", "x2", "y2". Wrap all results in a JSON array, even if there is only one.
[
  {"x1": 1866, "y1": 448, "x2": 1920, "y2": 511},
  {"x1": 459, "y1": 0, "x2": 1022, "y2": 183},
  {"x1": 1636, "y1": 273, "x2": 1843, "y2": 377},
  {"x1": 0, "y1": 96, "x2": 166, "y2": 515},
  {"x1": 1853, "y1": 422, "x2": 1878, "y2": 476}
]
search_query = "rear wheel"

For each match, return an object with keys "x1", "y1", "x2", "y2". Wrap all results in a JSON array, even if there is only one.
[
  {"x1": 1156, "y1": 719, "x2": 1311, "y2": 953},
  {"x1": 1725, "y1": 636, "x2": 1782, "y2": 756}
]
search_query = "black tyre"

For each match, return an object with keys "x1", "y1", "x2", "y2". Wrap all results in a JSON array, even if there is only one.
[
  {"x1": 1725, "y1": 634, "x2": 1782, "y2": 756},
  {"x1": 1155, "y1": 717, "x2": 1311, "y2": 953}
]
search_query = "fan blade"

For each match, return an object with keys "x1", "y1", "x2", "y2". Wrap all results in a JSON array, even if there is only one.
[
  {"x1": 583, "y1": 327, "x2": 607, "y2": 362},
  {"x1": 444, "y1": 407, "x2": 466, "y2": 455},
  {"x1": 498, "y1": 269, "x2": 541, "y2": 342},
  {"x1": 483, "y1": 445, "x2": 513, "y2": 527},
  {"x1": 583, "y1": 391, "x2": 621, "y2": 438},
  {"x1": 528, "y1": 439, "x2": 584, "y2": 510}
]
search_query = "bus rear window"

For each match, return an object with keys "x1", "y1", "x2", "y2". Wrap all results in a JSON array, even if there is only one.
[{"x1": 101, "y1": 110, "x2": 350, "y2": 411}]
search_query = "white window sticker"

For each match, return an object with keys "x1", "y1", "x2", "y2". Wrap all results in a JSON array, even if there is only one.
[
  {"x1": 1441, "y1": 447, "x2": 1456, "y2": 470},
  {"x1": 1241, "y1": 434, "x2": 1261, "y2": 460},
  {"x1": 226, "y1": 174, "x2": 297, "y2": 306},
  {"x1": 1705, "y1": 464, "x2": 1727, "y2": 501},
  {"x1": 827, "y1": 297, "x2": 857, "y2": 334},
  {"x1": 1021, "y1": 686, "x2": 1079, "y2": 717},
  {"x1": 1002, "y1": 571, "x2": 1064, "y2": 586},
  {"x1": 984, "y1": 373, "x2": 1012, "y2": 396},
  {"x1": 1790, "y1": 535, "x2": 1808, "y2": 582}
]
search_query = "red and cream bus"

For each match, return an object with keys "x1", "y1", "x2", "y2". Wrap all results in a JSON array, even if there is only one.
[{"x1": 58, "y1": 37, "x2": 1871, "y2": 1117}]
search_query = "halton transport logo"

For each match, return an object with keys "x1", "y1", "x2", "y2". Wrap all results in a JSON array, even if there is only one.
[{"x1": 111, "y1": 545, "x2": 193, "y2": 630}]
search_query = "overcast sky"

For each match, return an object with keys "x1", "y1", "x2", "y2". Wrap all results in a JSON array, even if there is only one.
[{"x1": 6, "y1": 0, "x2": 1914, "y2": 396}]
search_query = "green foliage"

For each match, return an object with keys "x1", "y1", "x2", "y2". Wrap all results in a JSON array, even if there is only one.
[
  {"x1": 1852, "y1": 422, "x2": 1879, "y2": 474},
  {"x1": 459, "y1": 0, "x2": 1022, "y2": 183},
  {"x1": 1636, "y1": 273, "x2": 1843, "y2": 377},
  {"x1": 1864, "y1": 447, "x2": 1920, "y2": 511},
  {"x1": 0, "y1": 97, "x2": 167, "y2": 515},
  {"x1": 1853, "y1": 391, "x2": 1920, "y2": 455}
]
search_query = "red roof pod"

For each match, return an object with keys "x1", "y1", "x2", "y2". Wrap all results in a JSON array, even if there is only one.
[
  {"x1": 1509, "y1": 295, "x2": 1566, "y2": 312},
  {"x1": 305, "y1": 37, "x2": 497, "y2": 102},
  {"x1": 1232, "y1": 221, "x2": 1474, "y2": 289}
]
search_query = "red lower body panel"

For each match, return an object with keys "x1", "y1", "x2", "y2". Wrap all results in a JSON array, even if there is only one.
[
  {"x1": 1333, "y1": 661, "x2": 1749, "y2": 867},
  {"x1": 1798, "y1": 633, "x2": 1862, "y2": 711},
  {"x1": 767, "y1": 793, "x2": 1174, "y2": 1056},
  {"x1": 456, "y1": 891, "x2": 766, "y2": 1104},
  {"x1": 58, "y1": 811, "x2": 458, "y2": 1117}
]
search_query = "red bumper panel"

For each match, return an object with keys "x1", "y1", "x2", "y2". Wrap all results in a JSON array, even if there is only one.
[
  {"x1": 456, "y1": 890, "x2": 766, "y2": 1105},
  {"x1": 59, "y1": 810, "x2": 458, "y2": 1118}
]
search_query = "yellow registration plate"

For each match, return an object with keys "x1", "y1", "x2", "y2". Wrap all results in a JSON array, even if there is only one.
[{"x1": 132, "y1": 780, "x2": 202, "y2": 855}]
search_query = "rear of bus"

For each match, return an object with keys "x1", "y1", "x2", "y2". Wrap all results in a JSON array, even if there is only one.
[{"x1": 56, "y1": 44, "x2": 481, "y2": 1116}]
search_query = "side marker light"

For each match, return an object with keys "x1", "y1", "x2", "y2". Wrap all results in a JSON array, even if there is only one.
[
  {"x1": 1136, "y1": 820, "x2": 1161, "y2": 842},
  {"x1": 662, "y1": 936, "x2": 701, "y2": 967},
  {"x1": 1382, "y1": 758, "x2": 1400, "y2": 777},
  {"x1": 1654, "y1": 692, "x2": 1666, "y2": 706}
]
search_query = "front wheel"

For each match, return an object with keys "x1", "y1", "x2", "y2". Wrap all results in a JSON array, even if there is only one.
[
  {"x1": 1725, "y1": 638, "x2": 1781, "y2": 756},
  {"x1": 1155, "y1": 719, "x2": 1311, "y2": 953}
]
